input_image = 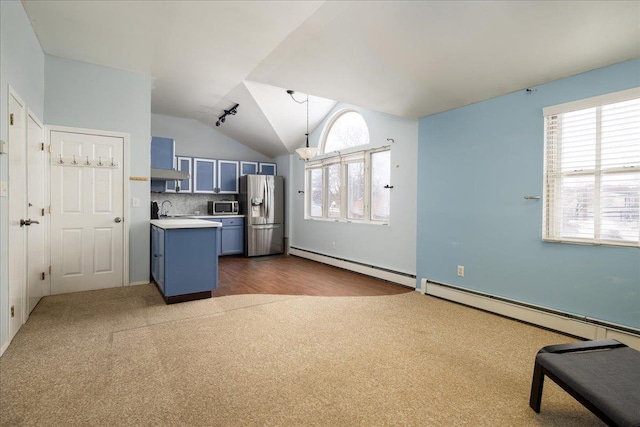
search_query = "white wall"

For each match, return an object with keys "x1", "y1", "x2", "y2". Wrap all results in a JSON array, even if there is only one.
[
  {"x1": 289, "y1": 103, "x2": 418, "y2": 276},
  {"x1": 151, "y1": 114, "x2": 272, "y2": 162},
  {"x1": 44, "y1": 55, "x2": 152, "y2": 284},
  {"x1": 0, "y1": 0, "x2": 45, "y2": 353}
]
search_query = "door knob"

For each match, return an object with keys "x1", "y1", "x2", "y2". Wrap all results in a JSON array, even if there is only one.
[
  {"x1": 114, "y1": 217, "x2": 122, "y2": 223},
  {"x1": 20, "y1": 219, "x2": 40, "y2": 227}
]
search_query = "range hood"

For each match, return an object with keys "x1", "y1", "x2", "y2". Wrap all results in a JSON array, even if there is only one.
[{"x1": 150, "y1": 168, "x2": 190, "y2": 180}]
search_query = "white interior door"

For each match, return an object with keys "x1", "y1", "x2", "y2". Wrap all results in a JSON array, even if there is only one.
[
  {"x1": 7, "y1": 88, "x2": 27, "y2": 340},
  {"x1": 50, "y1": 130, "x2": 125, "y2": 294},
  {"x1": 26, "y1": 111, "x2": 48, "y2": 313}
]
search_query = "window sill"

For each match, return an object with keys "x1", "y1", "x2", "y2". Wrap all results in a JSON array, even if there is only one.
[
  {"x1": 543, "y1": 238, "x2": 639, "y2": 249},
  {"x1": 304, "y1": 217, "x2": 389, "y2": 226}
]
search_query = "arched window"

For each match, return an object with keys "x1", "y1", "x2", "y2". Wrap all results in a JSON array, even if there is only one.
[
  {"x1": 322, "y1": 111, "x2": 369, "y2": 154},
  {"x1": 305, "y1": 110, "x2": 390, "y2": 224}
]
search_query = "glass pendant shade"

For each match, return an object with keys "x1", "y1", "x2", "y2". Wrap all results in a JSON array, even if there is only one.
[
  {"x1": 292, "y1": 93, "x2": 317, "y2": 161},
  {"x1": 295, "y1": 146, "x2": 319, "y2": 161}
]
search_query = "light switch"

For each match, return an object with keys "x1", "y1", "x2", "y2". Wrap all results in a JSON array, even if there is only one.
[
  {"x1": 0, "y1": 181, "x2": 7, "y2": 198},
  {"x1": 132, "y1": 197, "x2": 140, "y2": 208}
]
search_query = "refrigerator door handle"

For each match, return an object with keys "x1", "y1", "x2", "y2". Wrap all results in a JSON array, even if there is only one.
[
  {"x1": 251, "y1": 224, "x2": 281, "y2": 230},
  {"x1": 264, "y1": 179, "x2": 270, "y2": 219}
]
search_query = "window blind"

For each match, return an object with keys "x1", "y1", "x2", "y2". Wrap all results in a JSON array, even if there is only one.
[{"x1": 543, "y1": 88, "x2": 640, "y2": 247}]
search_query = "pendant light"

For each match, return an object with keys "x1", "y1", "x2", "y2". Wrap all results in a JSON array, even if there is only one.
[{"x1": 288, "y1": 90, "x2": 318, "y2": 161}]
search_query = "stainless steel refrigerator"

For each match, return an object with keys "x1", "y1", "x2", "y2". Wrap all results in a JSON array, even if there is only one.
[{"x1": 239, "y1": 175, "x2": 284, "y2": 257}]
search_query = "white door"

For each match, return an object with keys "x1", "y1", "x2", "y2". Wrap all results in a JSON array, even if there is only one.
[
  {"x1": 50, "y1": 130, "x2": 125, "y2": 294},
  {"x1": 26, "y1": 111, "x2": 48, "y2": 313},
  {"x1": 7, "y1": 88, "x2": 27, "y2": 340}
]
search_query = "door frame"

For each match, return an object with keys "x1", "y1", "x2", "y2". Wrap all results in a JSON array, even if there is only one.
[
  {"x1": 45, "y1": 125, "x2": 130, "y2": 288},
  {"x1": 7, "y1": 85, "x2": 27, "y2": 344},
  {"x1": 26, "y1": 108, "x2": 49, "y2": 313}
]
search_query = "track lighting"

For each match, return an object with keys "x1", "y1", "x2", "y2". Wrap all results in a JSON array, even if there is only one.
[{"x1": 215, "y1": 103, "x2": 239, "y2": 127}]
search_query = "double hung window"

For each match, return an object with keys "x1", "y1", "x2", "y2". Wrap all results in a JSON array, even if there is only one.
[{"x1": 543, "y1": 88, "x2": 640, "y2": 247}]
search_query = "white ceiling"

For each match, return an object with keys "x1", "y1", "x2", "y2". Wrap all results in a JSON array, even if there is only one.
[{"x1": 22, "y1": 1, "x2": 640, "y2": 157}]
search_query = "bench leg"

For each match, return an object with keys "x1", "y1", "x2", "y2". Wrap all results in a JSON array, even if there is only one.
[{"x1": 529, "y1": 361, "x2": 544, "y2": 413}]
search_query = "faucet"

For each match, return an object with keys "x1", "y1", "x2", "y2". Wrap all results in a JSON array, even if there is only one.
[{"x1": 160, "y1": 200, "x2": 172, "y2": 217}]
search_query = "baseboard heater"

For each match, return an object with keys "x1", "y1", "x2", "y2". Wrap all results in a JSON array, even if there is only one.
[
  {"x1": 289, "y1": 247, "x2": 416, "y2": 288},
  {"x1": 419, "y1": 279, "x2": 640, "y2": 350}
]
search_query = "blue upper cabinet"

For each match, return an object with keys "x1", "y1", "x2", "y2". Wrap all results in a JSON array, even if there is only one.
[
  {"x1": 166, "y1": 156, "x2": 192, "y2": 193},
  {"x1": 151, "y1": 136, "x2": 176, "y2": 192},
  {"x1": 218, "y1": 160, "x2": 239, "y2": 193},
  {"x1": 240, "y1": 161, "x2": 258, "y2": 176},
  {"x1": 151, "y1": 136, "x2": 175, "y2": 169},
  {"x1": 193, "y1": 158, "x2": 217, "y2": 193},
  {"x1": 259, "y1": 162, "x2": 277, "y2": 176}
]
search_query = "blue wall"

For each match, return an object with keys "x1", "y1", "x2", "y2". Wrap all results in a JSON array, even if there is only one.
[
  {"x1": 45, "y1": 55, "x2": 153, "y2": 284},
  {"x1": 417, "y1": 59, "x2": 640, "y2": 329}
]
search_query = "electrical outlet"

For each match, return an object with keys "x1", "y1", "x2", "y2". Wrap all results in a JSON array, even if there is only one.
[
  {"x1": 10, "y1": 305, "x2": 15, "y2": 317},
  {"x1": 457, "y1": 265, "x2": 465, "y2": 277},
  {"x1": 332, "y1": 242, "x2": 336, "y2": 250},
  {"x1": 132, "y1": 197, "x2": 140, "y2": 208}
]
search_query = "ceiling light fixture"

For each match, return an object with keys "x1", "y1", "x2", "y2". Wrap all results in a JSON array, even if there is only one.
[
  {"x1": 287, "y1": 90, "x2": 318, "y2": 161},
  {"x1": 215, "y1": 103, "x2": 239, "y2": 127}
]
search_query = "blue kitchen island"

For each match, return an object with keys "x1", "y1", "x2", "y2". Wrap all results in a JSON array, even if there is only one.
[{"x1": 150, "y1": 219, "x2": 222, "y2": 304}]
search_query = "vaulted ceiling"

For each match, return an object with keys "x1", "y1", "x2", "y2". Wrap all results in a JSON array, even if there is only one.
[{"x1": 22, "y1": 1, "x2": 640, "y2": 158}]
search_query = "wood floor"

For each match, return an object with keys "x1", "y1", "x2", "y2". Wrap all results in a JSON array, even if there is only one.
[{"x1": 213, "y1": 254, "x2": 413, "y2": 297}]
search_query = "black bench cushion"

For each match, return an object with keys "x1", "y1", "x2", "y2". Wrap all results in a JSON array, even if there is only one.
[{"x1": 537, "y1": 346, "x2": 640, "y2": 427}]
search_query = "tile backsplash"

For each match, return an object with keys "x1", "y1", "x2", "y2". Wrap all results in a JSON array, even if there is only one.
[{"x1": 151, "y1": 193, "x2": 237, "y2": 216}]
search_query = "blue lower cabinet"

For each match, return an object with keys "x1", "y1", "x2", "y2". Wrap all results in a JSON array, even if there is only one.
[
  {"x1": 206, "y1": 218, "x2": 244, "y2": 256},
  {"x1": 151, "y1": 225, "x2": 218, "y2": 303},
  {"x1": 221, "y1": 225, "x2": 243, "y2": 255},
  {"x1": 151, "y1": 225, "x2": 165, "y2": 292}
]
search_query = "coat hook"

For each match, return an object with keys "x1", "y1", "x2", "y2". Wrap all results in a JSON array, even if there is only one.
[
  {"x1": 72, "y1": 155, "x2": 78, "y2": 165},
  {"x1": 110, "y1": 157, "x2": 116, "y2": 167},
  {"x1": 386, "y1": 138, "x2": 395, "y2": 143},
  {"x1": 58, "y1": 154, "x2": 64, "y2": 164},
  {"x1": 298, "y1": 190, "x2": 304, "y2": 194},
  {"x1": 85, "y1": 156, "x2": 91, "y2": 166},
  {"x1": 97, "y1": 156, "x2": 103, "y2": 166}
]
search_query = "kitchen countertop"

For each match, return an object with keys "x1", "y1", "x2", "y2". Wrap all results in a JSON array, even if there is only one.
[
  {"x1": 150, "y1": 219, "x2": 223, "y2": 229},
  {"x1": 193, "y1": 215, "x2": 245, "y2": 219},
  {"x1": 159, "y1": 214, "x2": 245, "y2": 219}
]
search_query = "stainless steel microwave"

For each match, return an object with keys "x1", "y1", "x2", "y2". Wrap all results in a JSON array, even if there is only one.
[{"x1": 208, "y1": 200, "x2": 239, "y2": 215}]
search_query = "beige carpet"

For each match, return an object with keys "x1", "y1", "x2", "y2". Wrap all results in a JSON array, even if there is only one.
[{"x1": 0, "y1": 284, "x2": 603, "y2": 426}]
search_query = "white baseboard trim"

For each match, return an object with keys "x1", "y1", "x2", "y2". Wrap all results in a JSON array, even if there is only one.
[
  {"x1": 128, "y1": 281, "x2": 150, "y2": 286},
  {"x1": 289, "y1": 247, "x2": 416, "y2": 288},
  {"x1": 418, "y1": 279, "x2": 640, "y2": 351},
  {"x1": 1, "y1": 340, "x2": 9, "y2": 357}
]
